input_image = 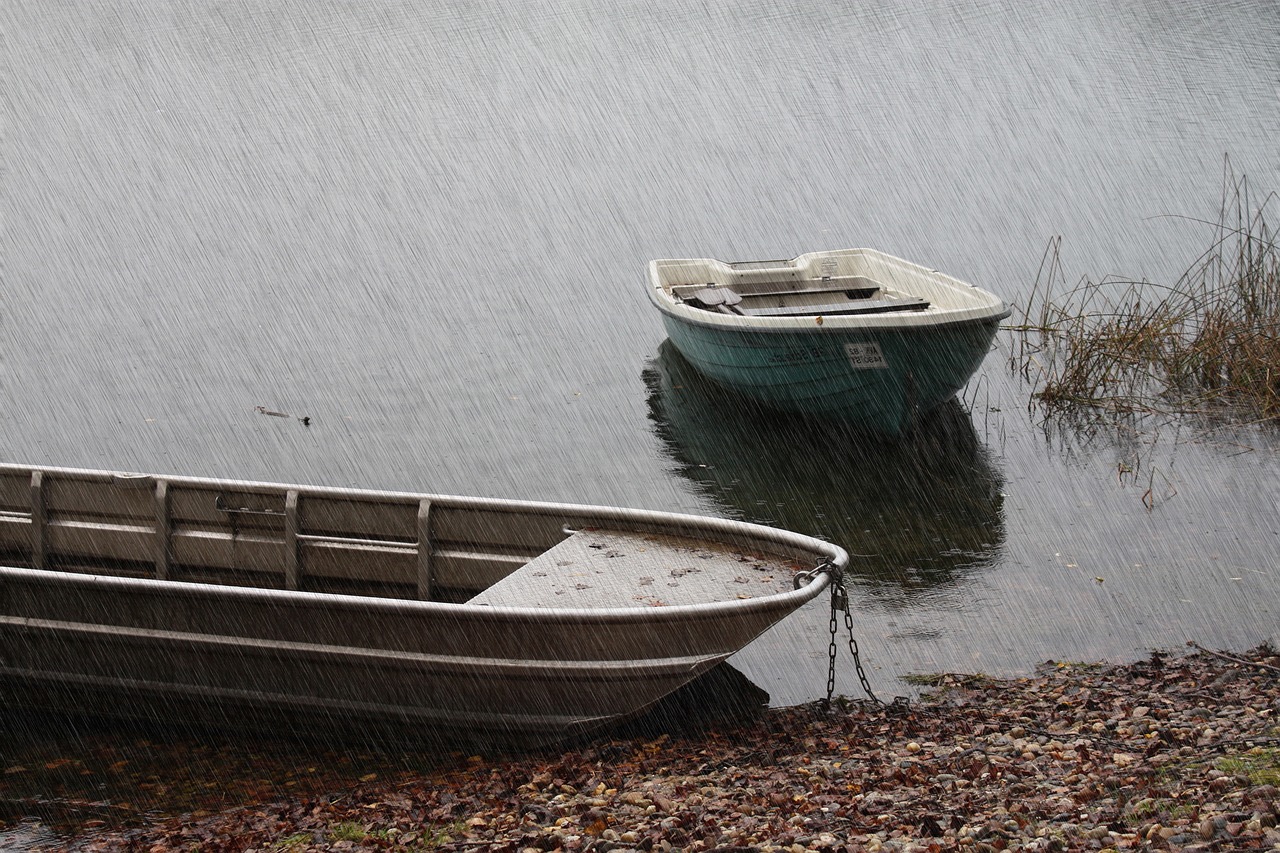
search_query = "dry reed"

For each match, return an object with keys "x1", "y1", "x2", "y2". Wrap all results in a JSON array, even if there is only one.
[{"x1": 1011, "y1": 164, "x2": 1280, "y2": 427}]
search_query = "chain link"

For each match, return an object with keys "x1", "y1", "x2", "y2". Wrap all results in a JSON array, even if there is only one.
[
  {"x1": 821, "y1": 563, "x2": 882, "y2": 706},
  {"x1": 844, "y1": 599, "x2": 879, "y2": 705},
  {"x1": 826, "y1": 589, "x2": 839, "y2": 700}
]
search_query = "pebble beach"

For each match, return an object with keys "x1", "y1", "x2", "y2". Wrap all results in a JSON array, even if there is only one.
[{"x1": 34, "y1": 644, "x2": 1277, "y2": 852}]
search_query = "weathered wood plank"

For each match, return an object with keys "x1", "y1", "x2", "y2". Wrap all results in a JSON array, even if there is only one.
[{"x1": 738, "y1": 296, "x2": 929, "y2": 318}]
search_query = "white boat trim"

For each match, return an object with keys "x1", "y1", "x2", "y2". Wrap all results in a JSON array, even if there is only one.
[{"x1": 648, "y1": 248, "x2": 1009, "y2": 332}]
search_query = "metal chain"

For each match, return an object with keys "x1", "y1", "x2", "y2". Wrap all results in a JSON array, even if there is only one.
[
  {"x1": 826, "y1": 585, "x2": 840, "y2": 701},
  {"x1": 842, "y1": 592, "x2": 880, "y2": 705},
  {"x1": 822, "y1": 564, "x2": 882, "y2": 706}
]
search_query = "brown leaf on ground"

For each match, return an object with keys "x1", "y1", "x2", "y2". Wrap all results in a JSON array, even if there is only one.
[{"x1": 6, "y1": 645, "x2": 1280, "y2": 852}]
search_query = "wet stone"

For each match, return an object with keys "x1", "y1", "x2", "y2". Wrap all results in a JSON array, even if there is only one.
[{"x1": 11, "y1": 645, "x2": 1277, "y2": 852}]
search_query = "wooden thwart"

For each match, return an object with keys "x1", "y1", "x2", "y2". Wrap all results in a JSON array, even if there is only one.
[
  {"x1": 468, "y1": 528, "x2": 798, "y2": 609},
  {"x1": 738, "y1": 296, "x2": 929, "y2": 318}
]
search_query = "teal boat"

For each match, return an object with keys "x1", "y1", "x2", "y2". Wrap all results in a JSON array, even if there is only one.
[{"x1": 647, "y1": 248, "x2": 1010, "y2": 436}]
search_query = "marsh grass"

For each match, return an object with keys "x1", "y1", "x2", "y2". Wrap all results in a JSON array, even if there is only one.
[
  {"x1": 1011, "y1": 165, "x2": 1280, "y2": 427},
  {"x1": 1216, "y1": 747, "x2": 1280, "y2": 786}
]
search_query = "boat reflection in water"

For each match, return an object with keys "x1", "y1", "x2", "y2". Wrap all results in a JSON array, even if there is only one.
[{"x1": 645, "y1": 341, "x2": 1006, "y2": 605}]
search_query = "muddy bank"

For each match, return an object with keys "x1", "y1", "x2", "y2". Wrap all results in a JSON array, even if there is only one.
[{"x1": 10, "y1": 644, "x2": 1280, "y2": 852}]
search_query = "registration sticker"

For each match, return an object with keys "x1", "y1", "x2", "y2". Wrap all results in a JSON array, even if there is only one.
[
  {"x1": 767, "y1": 346, "x2": 823, "y2": 365},
  {"x1": 844, "y1": 341, "x2": 887, "y2": 369}
]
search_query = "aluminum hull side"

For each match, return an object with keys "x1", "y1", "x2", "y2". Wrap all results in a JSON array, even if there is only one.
[{"x1": 0, "y1": 568, "x2": 810, "y2": 741}]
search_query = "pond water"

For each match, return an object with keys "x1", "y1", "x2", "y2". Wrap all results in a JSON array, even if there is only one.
[{"x1": 3, "y1": 0, "x2": 1278, "y2": 778}]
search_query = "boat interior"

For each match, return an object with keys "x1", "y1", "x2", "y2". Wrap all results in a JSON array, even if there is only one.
[
  {"x1": 0, "y1": 466, "x2": 807, "y2": 609},
  {"x1": 0, "y1": 466, "x2": 637, "y2": 605},
  {"x1": 658, "y1": 255, "x2": 932, "y2": 318}
]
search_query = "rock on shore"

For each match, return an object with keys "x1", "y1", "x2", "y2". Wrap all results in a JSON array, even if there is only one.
[{"x1": 55, "y1": 645, "x2": 1280, "y2": 851}]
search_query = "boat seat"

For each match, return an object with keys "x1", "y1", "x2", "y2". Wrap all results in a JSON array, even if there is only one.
[
  {"x1": 739, "y1": 285, "x2": 879, "y2": 300},
  {"x1": 467, "y1": 528, "x2": 797, "y2": 609},
  {"x1": 681, "y1": 286, "x2": 745, "y2": 314},
  {"x1": 673, "y1": 283, "x2": 881, "y2": 302},
  {"x1": 738, "y1": 297, "x2": 930, "y2": 318}
]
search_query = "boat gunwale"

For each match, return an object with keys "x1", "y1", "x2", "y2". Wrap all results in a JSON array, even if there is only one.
[
  {"x1": 652, "y1": 300, "x2": 1011, "y2": 334},
  {"x1": 0, "y1": 563, "x2": 829, "y2": 624},
  {"x1": 647, "y1": 249, "x2": 1011, "y2": 332},
  {"x1": 0, "y1": 464, "x2": 841, "y2": 623}
]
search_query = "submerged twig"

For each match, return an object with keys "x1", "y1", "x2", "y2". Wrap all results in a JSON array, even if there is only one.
[{"x1": 1188, "y1": 642, "x2": 1280, "y2": 675}]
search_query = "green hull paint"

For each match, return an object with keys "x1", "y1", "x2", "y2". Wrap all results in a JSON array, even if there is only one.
[{"x1": 660, "y1": 314, "x2": 1000, "y2": 436}]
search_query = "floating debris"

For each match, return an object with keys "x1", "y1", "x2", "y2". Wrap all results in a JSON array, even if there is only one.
[{"x1": 254, "y1": 406, "x2": 311, "y2": 426}]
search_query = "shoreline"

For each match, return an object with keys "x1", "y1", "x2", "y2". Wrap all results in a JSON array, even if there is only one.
[{"x1": 7, "y1": 644, "x2": 1279, "y2": 852}]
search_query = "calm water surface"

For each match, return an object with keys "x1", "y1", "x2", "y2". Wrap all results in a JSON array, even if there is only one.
[{"x1": 3, "y1": 0, "x2": 1279, "y2": 720}]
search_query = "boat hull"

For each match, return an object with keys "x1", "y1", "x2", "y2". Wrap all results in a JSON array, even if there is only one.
[
  {"x1": 0, "y1": 566, "x2": 799, "y2": 743},
  {"x1": 659, "y1": 312, "x2": 1002, "y2": 435},
  {"x1": 0, "y1": 464, "x2": 840, "y2": 745}
]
